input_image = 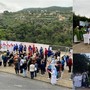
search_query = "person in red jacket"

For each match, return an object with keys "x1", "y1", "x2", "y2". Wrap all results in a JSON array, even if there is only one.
[
  {"x1": 32, "y1": 45, "x2": 35, "y2": 54},
  {"x1": 44, "y1": 48, "x2": 48, "y2": 59},
  {"x1": 67, "y1": 57, "x2": 73, "y2": 73}
]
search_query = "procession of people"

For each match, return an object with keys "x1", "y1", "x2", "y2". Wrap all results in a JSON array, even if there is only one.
[{"x1": 0, "y1": 43, "x2": 72, "y2": 85}]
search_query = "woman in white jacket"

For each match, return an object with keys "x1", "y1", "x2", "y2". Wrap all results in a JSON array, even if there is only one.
[{"x1": 30, "y1": 62, "x2": 35, "y2": 79}]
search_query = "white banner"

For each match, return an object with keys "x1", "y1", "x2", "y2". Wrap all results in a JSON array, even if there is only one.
[
  {"x1": 0, "y1": 40, "x2": 49, "y2": 52},
  {"x1": 79, "y1": 21, "x2": 85, "y2": 26},
  {"x1": 79, "y1": 21, "x2": 89, "y2": 27},
  {"x1": 0, "y1": 41, "x2": 8, "y2": 51}
]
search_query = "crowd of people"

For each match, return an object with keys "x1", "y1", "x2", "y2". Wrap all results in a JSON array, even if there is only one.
[
  {"x1": 73, "y1": 72, "x2": 89, "y2": 88},
  {"x1": 74, "y1": 25, "x2": 90, "y2": 42},
  {"x1": 0, "y1": 44, "x2": 73, "y2": 85}
]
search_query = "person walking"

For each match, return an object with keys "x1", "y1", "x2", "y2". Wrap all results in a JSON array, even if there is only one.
[
  {"x1": 30, "y1": 62, "x2": 35, "y2": 79},
  {"x1": 19, "y1": 44, "x2": 23, "y2": 53},
  {"x1": 50, "y1": 66, "x2": 57, "y2": 85},
  {"x1": 24, "y1": 45, "x2": 27, "y2": 52},
  {"x1": 55, "y1": 61, "x2": 62, "y2": 80},
  {"x1": 20, "y1": 56, "x2": 25, "y2": 73},
  {"x1": 34, "y1": 61, "x2": 38, "y2": 77},
  {"x1": 44, "y1": 48, "x2": 48, "y2": 59},
  {"x1": 47, "y1": 62, "x2": 52, "y2": 79},
  {"x1": 41, "y1": 59, "x2": 45, "y2": 75},
  {"x1": 27, "y1": 58, "x2": 32, "y2": 71},
  {"x1": 14, "y1": 59, "x2": 20, "y2": 75},
  {"x1": 22, "y1": 61, "x2": 27, "y2": 77},
  {"x1": 61, "y1": 57, "x2": 65, "y2": 71},
  {"x1": 67, "y1": 57, "x2": 73, "y2": 72},
  {"x1": 2, "y1": 53, "x2": 8, "y2": 67},
  {"x1": 82, "y1": 72, "x2": 89, "y2": 87},
  {"x1": 36, "y1": 55, "x2": 41, "y2": 73}
]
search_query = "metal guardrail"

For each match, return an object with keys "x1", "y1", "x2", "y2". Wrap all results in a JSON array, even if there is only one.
[{"x1": 50, "y1": 45, "x2": 72, "y2": 52}]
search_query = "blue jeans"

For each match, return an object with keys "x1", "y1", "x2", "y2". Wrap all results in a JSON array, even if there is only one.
[{"x1": 23, "y1": 69, "x2": 26, "y2": 77}]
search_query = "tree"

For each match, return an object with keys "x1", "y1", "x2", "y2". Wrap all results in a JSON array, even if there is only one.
[
  {"x1": 73, "y1": 54, "x2": 90, "y2": 74},
  {"x1": 0, "y1": 7, "x2": 72, "y2": 46}
]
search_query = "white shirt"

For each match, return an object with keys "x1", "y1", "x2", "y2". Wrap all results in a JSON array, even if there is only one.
[
  {"x1": 30, "y1": 64, "x2": 35, "y2": 72},
  {"x1": 73, "y1": 75, "x2": 82, "y2": 87},
  {"x1": 20, "y1": 59, "x2": 25, "y2": 66},
  {"x1": 73, "y1": 76, "x2": 78, "y2": 87}
]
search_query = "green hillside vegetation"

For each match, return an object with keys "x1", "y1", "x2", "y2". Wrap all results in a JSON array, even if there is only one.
[{"x1": 0, "y1": 6, "x2": 72, "y2": 46}]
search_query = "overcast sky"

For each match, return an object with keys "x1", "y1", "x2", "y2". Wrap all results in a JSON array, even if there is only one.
[
  {"x1": 73, "y1": 0, "x2": 90, "y2": 18},
  {"x1": 0, "y1": 0, "x2": 72, "y2": 13}
]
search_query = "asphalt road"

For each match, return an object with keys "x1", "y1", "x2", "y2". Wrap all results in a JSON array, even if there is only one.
[
  {"x1": 0, "y1": 72, "x2": 71, "y2": 90},
  {"x1": 75, "y1": 88, "x2": 90, "y2": 90}
]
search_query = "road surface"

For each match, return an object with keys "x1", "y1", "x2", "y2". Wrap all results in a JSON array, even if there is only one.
[
  {"x1": 0, "y1": 72, "x2": 71, "y2": 90},
  {"x1": 75, "y1": 88, "x2": 90, "y2": 90}
]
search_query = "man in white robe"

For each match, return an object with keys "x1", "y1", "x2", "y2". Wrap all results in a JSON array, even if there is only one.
[
  {"x1": 51, "y1": 66, "x2": 57, "y2": 85},
  {"x1": 73, "y1": 75, "x2": 78, "y2": 87},
  {"x1": 73, "y1": 74, "x2": 82, "y2": 87},
  {"x1": 77, "y1": 74, "x2": 82, "y2": 87}
]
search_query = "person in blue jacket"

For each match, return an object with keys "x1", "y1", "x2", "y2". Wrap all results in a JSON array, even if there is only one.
[
  {"x1": 15, "y1": 44, "x2": 18, "y2": 51},
  {"x1": 19, "y1": 44, "x2": 23, "y2": 53},
  {"x1": 47, "y1": 47, "x2": 53, "y2": 57},
  {"x1": 61, "y1": 57, "x2": 65, "y2": 71},
  {"x1": 40, "y1": 47, "x2": 43, "y2": 55}
]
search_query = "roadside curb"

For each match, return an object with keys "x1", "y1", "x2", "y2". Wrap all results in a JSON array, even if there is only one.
[{"x1": 0, "y1": 71, "x2": 72, "y2": 89}]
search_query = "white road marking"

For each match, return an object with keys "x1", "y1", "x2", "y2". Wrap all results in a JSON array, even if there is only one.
[{"x1": 14, "y1": 85, "x2": 22, "y2": 88}]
